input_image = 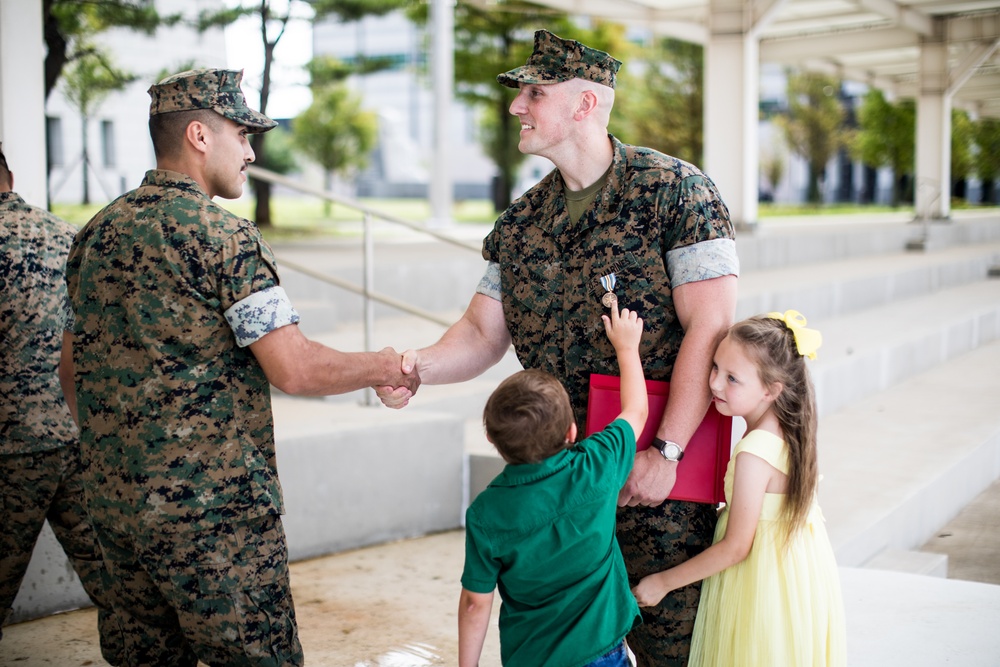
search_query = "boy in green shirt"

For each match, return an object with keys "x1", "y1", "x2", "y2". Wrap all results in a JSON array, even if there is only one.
[{"x1": 459, "y1": 304, "x2": 648, "y2": 667}]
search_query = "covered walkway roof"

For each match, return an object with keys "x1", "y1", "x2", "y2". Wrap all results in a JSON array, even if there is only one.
[{"x1": 518, "y1": 0, "x2": 1000, "y2": 117}]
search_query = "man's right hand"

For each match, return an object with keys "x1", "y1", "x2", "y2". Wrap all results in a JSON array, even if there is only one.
[{"x1": 375, "y1": 349, "x2": 420, "y2": 408}]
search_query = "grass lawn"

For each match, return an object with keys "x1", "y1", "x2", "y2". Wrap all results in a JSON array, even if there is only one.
[
  {"x1": 51, "y1": 195, "x2": 995, "y2": 238},
  {"x1": 52, "y1": 196, "x2": 498, "y2": 240}
]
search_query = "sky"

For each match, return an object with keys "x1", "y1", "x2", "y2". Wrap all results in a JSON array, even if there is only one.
[{"x1": 223, "y1": 7, "x2": 314, "y2": 119}]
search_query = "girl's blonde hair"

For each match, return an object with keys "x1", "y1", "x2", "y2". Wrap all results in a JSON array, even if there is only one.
[{"x1": 728, "y1": 316, "x2": 819, "y2": 540}]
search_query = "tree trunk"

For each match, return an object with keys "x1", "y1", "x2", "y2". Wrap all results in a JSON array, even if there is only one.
[
  {"x1": 982, "y1": 178, "x2": 996, "y2": 204},
  {"x1": 253, "y1": 3, "x2": 276, "y2": 228},
  {"x1": 43, "y1": 0, "x2": 67, "y2": 99},
  {"x1": 806, "y1": 163, "x2": 822, "y2": 204},
  {"x1": 81, "y1": 115, "x2": 90, "y2": 205}
]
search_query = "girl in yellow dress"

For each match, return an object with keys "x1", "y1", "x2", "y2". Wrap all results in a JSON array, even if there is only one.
[{"x1": 632, "y1": 311, "x2": 846, "y2": 666}]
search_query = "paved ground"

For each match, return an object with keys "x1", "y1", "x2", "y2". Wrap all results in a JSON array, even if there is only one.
[
  {"x1": 3, "y1": 483, "x2": 997, "y2": 667},
  {"x1": 919, "y1": 477, "x2": 1000, "y2": 585}
]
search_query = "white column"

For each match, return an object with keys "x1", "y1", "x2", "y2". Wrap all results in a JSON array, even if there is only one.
[
  {"x1": 428, "y1": 0, "x2": 454, "y2": 228},
  {"x1": 705, "y1": 0, "x2": 759, "y2": 228},
  {"x1": 0, "y1": 0, "x2": 48, "y2": 206},
  {"x1": 915, "y1": 22, "x2": 951, "y2": 220}
]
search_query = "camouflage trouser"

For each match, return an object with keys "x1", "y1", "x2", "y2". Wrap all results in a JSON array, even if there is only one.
[
  {"x1": 0, "y1": 447, "x2": 124, "y2": 665},
  {"x1": 93, "y1": 513, "x2": 303, "y2": 667},
  {"x1": 617, "y1": 500, "x2": 717, "y2": 667}
]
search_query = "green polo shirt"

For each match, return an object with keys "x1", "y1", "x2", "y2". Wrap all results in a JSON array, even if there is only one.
[{"x1": 462, "y1": 419, "x2": 641, "y2": 667}]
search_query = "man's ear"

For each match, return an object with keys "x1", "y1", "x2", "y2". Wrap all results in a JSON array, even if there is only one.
[
  {"x1": 574, "y1": 89, "x2": 598, "y2": 120},
  {"x1": 184, "y1": 120, "x2": 211, "y2": 155}
]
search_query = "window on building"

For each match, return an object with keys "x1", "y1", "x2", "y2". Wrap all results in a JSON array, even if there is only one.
[
  {"x1": 101, "y1": 120, "x2": 116, "y2": 168},
  {"x1": 46, "y1": 116, "x2": 64, "y2": 168}
]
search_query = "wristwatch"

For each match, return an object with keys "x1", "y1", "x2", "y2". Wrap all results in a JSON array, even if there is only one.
[{"x1": 651, "y1": 438, "x2": 684, "y2": 462}]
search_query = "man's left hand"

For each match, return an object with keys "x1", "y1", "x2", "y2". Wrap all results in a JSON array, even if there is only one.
[{"x1": 618, "y1": 448, "x2": 678, "y2": 507}]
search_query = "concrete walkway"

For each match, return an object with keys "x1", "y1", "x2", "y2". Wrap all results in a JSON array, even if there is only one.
[{"x1": 3, "y1": 512, "x2": 999, "y2": 666}]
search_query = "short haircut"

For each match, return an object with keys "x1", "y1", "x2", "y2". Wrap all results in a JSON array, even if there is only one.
[
  {"x1": 0, "y1": 143, "x2": 10, "y2": 189},
  {"x1": 483, "y1": 369, "x2": 575, "y2": 465},
  {"x1": 148, "y1": 108, "x2": 225, "y2": 160}
]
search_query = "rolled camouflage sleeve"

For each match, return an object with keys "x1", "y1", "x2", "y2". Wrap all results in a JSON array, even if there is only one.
[
  {"x1": 224, "y1": 286, "x2": 300, "y2": 347},
  {"x1": 666, "y1": 238, "x2": 739, "y2": 287},
  {"x1": 475, "y1": 261, "x2": 502, "y2": 301},
  {"x1": 61, "y1": 294, "x2": 75, "y2": 333}
]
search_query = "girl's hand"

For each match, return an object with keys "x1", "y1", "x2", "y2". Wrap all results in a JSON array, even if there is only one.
[
  {"x1": 631, "y1": 573, "x2": 671, "y2": 608},
  {"x1": 602, "y1": 303, "x2": 643, "y2": 353}
]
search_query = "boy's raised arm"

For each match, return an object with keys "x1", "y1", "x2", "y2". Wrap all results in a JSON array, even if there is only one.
[{"x1": 602, "y1": 304, "x2": 648, "y2": 439}]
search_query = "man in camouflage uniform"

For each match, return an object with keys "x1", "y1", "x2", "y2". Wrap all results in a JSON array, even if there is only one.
[
  {"x1": 379, "y1": 31, "x2": 738, "y2": 665},
  {"x1": 65, "y1": 69, "x2": 419, "y2": 667},
  {"x1": 0, "y1": 146, "x2": 123, "y2": 664}
]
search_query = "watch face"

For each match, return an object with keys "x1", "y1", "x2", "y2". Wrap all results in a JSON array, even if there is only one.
[{"x1": 663, "y1": 443, "x2": 682, "y2": 460}]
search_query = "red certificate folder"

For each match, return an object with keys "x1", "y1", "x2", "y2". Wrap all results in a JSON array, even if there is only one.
[{"x1": 585, "y1": 373, "x2": 732, "y2": 504}]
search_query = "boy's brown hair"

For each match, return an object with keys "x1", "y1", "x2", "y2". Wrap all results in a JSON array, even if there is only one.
[{"x1": 483, "y1": 369, "x2": 575, "y2": 465}]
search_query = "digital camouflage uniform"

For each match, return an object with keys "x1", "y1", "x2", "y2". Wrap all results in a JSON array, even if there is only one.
[
  {"x1": 482, "y1": 135, "x2": 737, "y2": 666},
  {"x1": 0, "y1": 191, "x2": 123, "y2": 663},
  {"x1": 65, "y1": 69, "x2": 301, "y2": 667}
]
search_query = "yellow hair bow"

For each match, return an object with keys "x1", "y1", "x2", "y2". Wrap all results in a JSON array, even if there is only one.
[{"x1": 766, "y1": 310, "x2": 822, "y2": 360}]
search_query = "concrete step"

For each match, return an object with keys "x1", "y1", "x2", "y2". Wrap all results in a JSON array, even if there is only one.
[
  {"x1": 272, "y1": 215, "x2": 1000, "y2": 333},
  {"x1": 863, "y1": 549, "x2": 949, "y2": 578},
  {"x1": 818, "y1": 339, "x2": 1000, "y2": 568},
  {"x1": 737, "y1": 241, "x2": 1000, "y2": 322},
  {"x1": 271, "y1": 396, "x2": 466, "y2": 561},
  {"x1": 807, "y1": 277, "x2": 1000, "y2": 417},
  {"x1": 736, "y1": 212, "x2": 1000, "y2": 271}
]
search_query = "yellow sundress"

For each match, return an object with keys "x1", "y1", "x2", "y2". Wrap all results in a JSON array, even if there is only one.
[{"x1": 688, "y1": 430, "x2": 847, "y2": 666}]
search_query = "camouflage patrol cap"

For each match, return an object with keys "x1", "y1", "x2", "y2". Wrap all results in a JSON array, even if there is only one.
[
  {"x1": 497, "y1": 29, "x2": 621, "y2": 89},
  {"x1": 148, "y1": 68, "x2": 277, "y2": 133}
]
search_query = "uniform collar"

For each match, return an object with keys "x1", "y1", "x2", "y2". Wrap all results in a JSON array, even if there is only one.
[
  {"x1": 142, "y1": 169, "x2": 210, "y2": 199},
  {"x1": 536, "y1": 135, "x2": 627, "y2": 239},
  {"x1": 489, "y1": 447, "x2": 573, "y2": 487},
  {"x1": 0, "y1": 191, "x2": 24, "y2": 207}
]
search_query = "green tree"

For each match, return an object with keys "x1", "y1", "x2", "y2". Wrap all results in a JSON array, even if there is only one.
[
  {"x1": 60, "y1": 47, "x2": 136, "y2": 204},
  {"x1": 292, "y1": 84, "x2": 377, "y2": 215},
  {"x1": 258, "y1": 125, "x2": 300, "y2": 176},
  {"x1": 776, "y1": 71, "x2": 845, "y2": 204},
  {"x1": 951, "y1": 108, "x2": 974, "y2": 200},
  {"x1": 610, "y1": 38, "x2": 703, "y2": 165},
  {"x1": 973, "y1": 118, "x2": 1000, "y2": 204},
  {"x1": 44, "y1": 0, "x2": 179, "y2": 99},
  {"x1": 851, "y1": 89, "x2": 915, "y2": 206},
  {"x1": 197, "y1": 0, "x2": 411, "y2": 228}
]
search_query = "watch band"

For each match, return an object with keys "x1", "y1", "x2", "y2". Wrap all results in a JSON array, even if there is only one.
[{"x1": 651, "y1": 437, "x2": 684, "y2": 462}]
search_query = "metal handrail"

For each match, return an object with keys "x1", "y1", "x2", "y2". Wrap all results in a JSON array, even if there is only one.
[
  {"x1": 247, "y1": 165, "x2": 481, "y2": 253},
  {"x1": 245, "y1": 164, "x2": 483, "y2": 404}
]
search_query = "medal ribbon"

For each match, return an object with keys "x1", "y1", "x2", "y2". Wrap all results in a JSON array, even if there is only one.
[{"x1": 600, "y1": 273, "x2": 617, "y2": 293}]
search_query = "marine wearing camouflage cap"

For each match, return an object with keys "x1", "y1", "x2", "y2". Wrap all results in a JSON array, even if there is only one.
[
  {"x1": 497, "y1": 29, "x2": 622, "y2": 89},
  {"x1": 148, "y1": 68, "x2": 277, "y2": 133}
]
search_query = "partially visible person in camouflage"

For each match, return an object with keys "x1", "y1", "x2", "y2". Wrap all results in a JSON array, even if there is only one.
[
  {"x1": 378, "y1": 30, "x2": 738, "y2": 665},
  {"x1": 65, "y1": 68, "x2": 420, "y2": 667},
  {"x1": 0, "y1": 145, "x2": 123, "y2": 664}
]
